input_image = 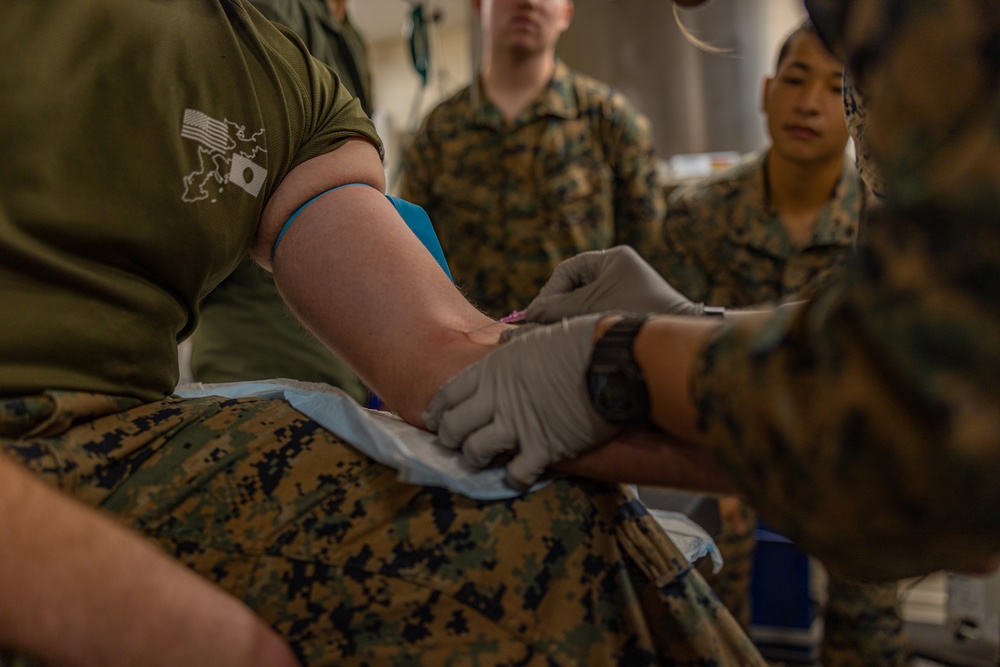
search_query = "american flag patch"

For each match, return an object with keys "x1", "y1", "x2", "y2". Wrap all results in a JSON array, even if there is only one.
[{"x1": 181, "y1": 108, "x2": 230, "y2": 154}]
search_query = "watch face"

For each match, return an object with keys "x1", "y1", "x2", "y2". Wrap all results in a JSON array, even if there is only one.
[
  {"x1": 586, "y1": 316, "x2": 651, "y2": 424},
  {"x1": 588, "y1": 366, "x2": 646, "y2": 423}
]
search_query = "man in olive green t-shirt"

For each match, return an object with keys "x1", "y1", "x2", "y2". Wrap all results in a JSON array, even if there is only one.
[{"x1": 5, "y1": 3, "x2": 764, "y2": 665}]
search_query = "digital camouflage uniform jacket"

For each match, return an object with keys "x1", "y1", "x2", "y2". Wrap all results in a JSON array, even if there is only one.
[
  {"x1": 660, "y1": 149, "x2": 864, "y2": 308},
  {"x1": 696, "y1": 0, "x2": 1000, "y2": 581},
  {"x1": 660, "y1": 152, "x2": 906, "y2": 667},
  {"x1": 400, "y1": 60, "x2": 665, "y2": 318}
]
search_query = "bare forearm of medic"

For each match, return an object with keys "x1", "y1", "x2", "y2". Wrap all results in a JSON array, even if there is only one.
[
  {"x1": 0, "y1": 453, "x2": 299, "y2": 667},
  {"x1": 552, "y1": 425, "x2": 739, "y2": 495}
]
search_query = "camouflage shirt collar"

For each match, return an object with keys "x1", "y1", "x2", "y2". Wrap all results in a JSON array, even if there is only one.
[
  {"x1": 728, "y1": 150, "x2": 860, "y2": 257},
  {"x1": 811, "y1": 157, "x2": 864, "y2": 247},
  {"x1": 470, "y1": 60, "x2": 578, "y2": 129}
]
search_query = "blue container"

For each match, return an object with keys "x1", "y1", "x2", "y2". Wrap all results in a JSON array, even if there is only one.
[{"x1": 750, "y1": 525, "x2": 821, "y2": 663}]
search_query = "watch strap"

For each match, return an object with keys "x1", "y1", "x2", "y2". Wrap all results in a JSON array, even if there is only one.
[
  {"x1": 587, "y1": 315, "x2": 650, "y2": 424},
  {"x1": 589, "y1": 316, "x2": 648, "y2": 367},
  {"x1": 702, "y1": 305, "x2": 726, "y2": 317}
]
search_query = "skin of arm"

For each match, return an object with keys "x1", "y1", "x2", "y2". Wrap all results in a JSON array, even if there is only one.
[
  {"x1": 0, "y1": 453, "x2": 299, "y2": 667},
  {"x1": 553, "y1": 427, "x2": 738, "y2": 493},
  {"x1": 634, "y1": 314, "x2": 737, "y2": 444},
  {"x1": 586, "y1": 311, "x2": 770, "y2": 447},
  {"x1": 254, "y1": 139, "x2": 500, "y2": 425}
]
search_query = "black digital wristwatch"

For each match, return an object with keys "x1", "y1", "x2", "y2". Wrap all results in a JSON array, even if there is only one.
[{"x1": 586, "y1": 316, "x2": 650, "y2": 424}]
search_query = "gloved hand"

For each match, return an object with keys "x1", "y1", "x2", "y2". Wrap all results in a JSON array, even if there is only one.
[
  {"x1": 526, "y1": 245, "x2": 705, "y2": 322},
  {"x1": 423, "y1": 314, "x2": 620, "y2": 490}
]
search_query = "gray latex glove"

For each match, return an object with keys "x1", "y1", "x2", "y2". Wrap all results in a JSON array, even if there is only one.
[
  {"x1": 526, "y1": 245, "x2": 705, "y2": 322},
  {"x1": 423, "y1": 314, "x2": 619, "y2": 490}
]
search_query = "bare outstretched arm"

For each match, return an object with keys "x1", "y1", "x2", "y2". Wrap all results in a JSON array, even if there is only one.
[{"x1": 255, "y1": 139, "x2": 503, "y2": 426}]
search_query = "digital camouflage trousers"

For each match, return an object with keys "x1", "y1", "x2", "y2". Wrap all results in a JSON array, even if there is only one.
[{"x1": 0, "y1": 391, "x2": 764, "y2": 666}]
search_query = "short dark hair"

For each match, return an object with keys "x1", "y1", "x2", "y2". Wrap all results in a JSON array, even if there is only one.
[{"x1": 773, "y1": 19, "x2": 833, "y2": 71}]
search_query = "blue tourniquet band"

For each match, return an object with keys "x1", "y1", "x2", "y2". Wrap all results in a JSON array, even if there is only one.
[
  {"x1": 384, "y1": 195, "x2": 453, "y2": 280},
  {"x1": 271, "y1": 185, "x2": 452, "y2": 280}
]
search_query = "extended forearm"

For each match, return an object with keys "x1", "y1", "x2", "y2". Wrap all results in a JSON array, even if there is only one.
[
  {"x1": 629, "y1": 309, "x2": 785, "y2": 444},
  {"x1": 255, "y1": 141, "x2": 501, "y2": 425},
  {"x1": 271, "y1": 183, "x2": 500, "y2": 425},
  {"x1": 553, "y1": 427, "x2": 738, "y2": 493},
  {"x1": 0, "y1": 454, "x2": 297, "y2": 667}
]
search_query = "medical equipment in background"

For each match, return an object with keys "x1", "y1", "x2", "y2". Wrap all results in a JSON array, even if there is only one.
[
  {"x1": 401, "y1": 1, "x2": 430, "y2": 144},
  {"x1": 899, "y1": 572, "x2": 1000, "y2": 666},
  {"x1": 387, "y1": 1, "x2": 446, "y2": 194},
  {"x1": 407, "y1": 2, "x2": 429, "y2": 86}
]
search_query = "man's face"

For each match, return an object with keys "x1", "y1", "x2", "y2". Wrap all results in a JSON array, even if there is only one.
[
  {"x1": 478, "y1": 0, "x2": 574, "y2": 56},
  {"x1": 763, "y1": 31, "x2": 849, "y2": 166}
]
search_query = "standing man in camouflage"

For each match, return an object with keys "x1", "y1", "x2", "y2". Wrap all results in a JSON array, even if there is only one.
[
  {"x1": 399, "y1": 0, "x2": 664, "y2": 318},
  {"x1": 660, "y1": 22, "x2": 903, "y2": 667},
  {"x1": 190, "y1": 0, "x2": 373, "y2": 402}
]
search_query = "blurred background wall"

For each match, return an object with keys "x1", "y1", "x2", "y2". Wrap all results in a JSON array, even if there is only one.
[
  {"x1": 555, "y1": 0, "x2": 806, "y2": 157},
  {"x1": 352, "y1": 0, "x2": 806, "y2": 191}
]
